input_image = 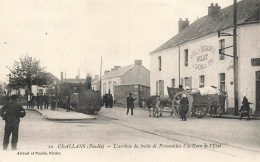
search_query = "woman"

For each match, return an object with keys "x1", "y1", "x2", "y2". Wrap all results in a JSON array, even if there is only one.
[
  {"x1": 180, "y1": 94, "x2": 189, "y2": 121},
  {"x1": 239, "y1": 93, "x2": 251, "y2": 120}
]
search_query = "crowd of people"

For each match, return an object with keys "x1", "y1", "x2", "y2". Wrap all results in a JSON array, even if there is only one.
[{"x1": 26, "y1": 93, "x2": 59, "y2": 111}]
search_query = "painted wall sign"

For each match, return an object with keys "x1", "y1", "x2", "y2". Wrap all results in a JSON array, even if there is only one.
[
  {"x1": 191, "y1": 45, "x2": 216, "y2": 70},
  {"x1": 251, "y1": 58, "x2": 260, "y2": 66}
]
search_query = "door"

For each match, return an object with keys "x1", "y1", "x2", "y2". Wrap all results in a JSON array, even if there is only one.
[{"x1": 256, "y1": 71, "x2": 260, "y2": 113}]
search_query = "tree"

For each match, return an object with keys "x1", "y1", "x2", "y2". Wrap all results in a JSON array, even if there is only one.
[
  {"x1": 7, "y1": 55, "x2": 53, "y2": 95},
  {"x1": 0, "y1": 82, "x2": 7, "y2": 96}
]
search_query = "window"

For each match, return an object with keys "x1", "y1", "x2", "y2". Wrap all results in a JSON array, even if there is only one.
[
  {"x1": 199, "y1": 75, "x2": 205, "y2": 87},
  {"x1": 184, "y1": 77, "x2": 192, "y2": 88},
  {"x1": 156, "y1": 81, "x2": 159, "y2": 95},
  {"x1": 219, "y1": 73, "x2": 225, "y2": 92},
  {"x1": 219, "y1": 39, "x2": 225, "y2": 60},
  {"x1": 184, "y1": 49, "x2": 188, "y2": 66},
  {"x1": 184, "y1": 77, "x2": 188, "y2": 87},
  {"x1": 103, "y1": 83, "x2": 106, "y2": 94},
  {"x1": 171, "y1": 79, "x2": 175, "y2": 88},
  {"x1": 158, "y1": 56, "x2": 162, "y2": 71},
  {"x1": 108, "y1": 82, "x2": 111, "y2": 91},
  {"x1": 159, "y1": 80, "x2": 164, "y2": 95},
  {"x1": 113, "y1": 81, "x2": 116, "y2": 91}
]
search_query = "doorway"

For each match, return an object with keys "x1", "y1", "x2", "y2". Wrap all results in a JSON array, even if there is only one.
[{"x1": 256, "y1": 71, "x2": 260, "y2": 113}]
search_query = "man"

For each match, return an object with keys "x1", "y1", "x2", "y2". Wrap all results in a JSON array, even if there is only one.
[
  {"x1": 0, "y1": 95, "x2": 26, "y2": 150},
  {"x1": 39, "y1": 93, "x2": 44, "y2": 110},
  {"x1": 31, "y1": 94, "x2": 35, "y2": 108},
  {"x1": 66, "y1": 96, "x2": 70, "y2": 112},
  {"x1": 43, "y1": 93, "x2": 49, "y2": 109},
  {"x1": 26, "y1": 94, "x2": 31, "y2": 108},
  {"x1": 126, "y1": 93, "x2": 136, "y2": 116},
  {"x1": 36, "y1": 93, "x2": 40, "y2": 109}
]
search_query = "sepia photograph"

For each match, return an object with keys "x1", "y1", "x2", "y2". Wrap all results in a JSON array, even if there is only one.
[{"x1": 0, "y1": 0, "x2": 260, "y2": 162}]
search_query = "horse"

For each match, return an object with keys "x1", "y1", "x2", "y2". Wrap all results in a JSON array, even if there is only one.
[{"x1": 145, "y1": 96, "x2": 162, "y2": 118}]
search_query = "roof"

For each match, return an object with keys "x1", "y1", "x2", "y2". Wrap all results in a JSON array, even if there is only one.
[
  {"x1": 152, "y1": 0, "x2": 260, "y2": 53},
  {"x1": 101, "y1": 64, "x2": 135, "y2": 79},
  {"x1": 64, "y1": 78, "x2": 85, "y2": 84},
  {"x1": 46, "y1": 73, "x2": 61, "y2": 85},
  {"x1": 91, "y1": 79, "x2": 100, "y2": 85}
]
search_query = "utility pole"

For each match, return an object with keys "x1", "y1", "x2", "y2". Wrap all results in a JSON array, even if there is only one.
[
  {"x1": 100, "y1": 57, "x2": 102, "y2": 97},
  {"x1": 233, "y1": 0, "x2": 239, "y2": 115}
]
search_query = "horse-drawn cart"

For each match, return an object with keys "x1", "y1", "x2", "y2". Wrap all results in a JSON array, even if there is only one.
[{"x1": 167, "y1": 87, "x2": 226, "y2": 118}]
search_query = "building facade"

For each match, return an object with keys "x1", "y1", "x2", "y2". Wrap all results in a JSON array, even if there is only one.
[
  {"x1": 150, "y1": 0, "x2": 260, "y2": 114},
  {"x1": 101, "y1": 60, "x2": 150, "y2": 97},
  {"x1": 91, "y1": 75, "x2": 101, "y2": 91}
]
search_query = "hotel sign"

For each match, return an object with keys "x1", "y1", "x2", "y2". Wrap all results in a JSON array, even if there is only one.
[{"x1": 191, "y1": 45, "x2": 216, "y2": 70}]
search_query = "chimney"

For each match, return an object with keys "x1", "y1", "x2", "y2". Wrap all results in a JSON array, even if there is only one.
[
  {"x1": 134, "y1": 60, "x2": 142, "y2": 66},
  {"x1": 208, "y1": 3, "x2": 221, "y2": 16},
  {"x1": 104, "y1": 70, "x2": 110, "y2": 74},
  {"x1": 61, "y1": 72, "x2": 63, "y2": 83},
  {"x1": 76, "y1": 76, "x2": 78, "y2": 79},
  {"x1": 178, "y1": 18, "x2": 189, "y2": 33},
  {"x1": 114, "y1": 66, "x2": 121, "y2": 70},
  {"x1": 111, "y1": 68, "x2": 114, "y2": 72}
]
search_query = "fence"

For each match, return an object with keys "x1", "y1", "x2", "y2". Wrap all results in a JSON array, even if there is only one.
[{"x1": 114, "y1": 84, "x2": 150, "y2": 108}]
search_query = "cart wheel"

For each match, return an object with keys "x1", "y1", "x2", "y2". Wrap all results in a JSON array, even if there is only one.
[
  {"x1": 172, "y1": 91, "x2": 192, "y2": 118},
  {"x1": 192, "y1": 105, "x2": 209, "y2": 118}
]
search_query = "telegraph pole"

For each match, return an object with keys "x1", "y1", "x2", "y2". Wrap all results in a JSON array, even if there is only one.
[
  {"x1": 100, "y1": 57, "x2": 102, "y2": 97},
  {"x1": 233, "y1": 0, "x2": 239, "y2": 115}
]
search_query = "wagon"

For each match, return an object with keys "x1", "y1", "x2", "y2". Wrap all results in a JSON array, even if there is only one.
[
  {"x1": 71, "y1": 90, "x2": 102, "y2": 114},
  {"x1": 167, "y1": 87, "x2": 226, "y2": 118},
  {"x1": 208, "y1": 94, "x2": 226, "y2": 117}
]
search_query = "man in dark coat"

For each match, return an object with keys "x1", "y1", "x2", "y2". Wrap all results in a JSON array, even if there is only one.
[
  {"x1": 239, "y1": 93, "x2": 251, "y2": 120},
  {"x1": 180, "y1": 94, "x2": 189, "y2": 121},
  {"x1": 39, "y1": 93, "x2": 44, "y2": 110},
  {"x1": 36, "y1": 93, "x2": 40, "y2": 109},
  {"x1": 0, "y1": 95, "x2": 26, "y2": 150},
  {"x1": 43, "y1": 93, "x2": 49, "y2": 109},
  {"x1": 31, "y1": 94, "x2": 35, "y2": 108},
  {"x1": 126, "y1": 93, "x2": 136, "y2": 116}
]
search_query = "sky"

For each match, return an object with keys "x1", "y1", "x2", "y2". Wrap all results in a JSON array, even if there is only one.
[{"x1": 0, "y1": 0, "x2": 237, "y2": 82}]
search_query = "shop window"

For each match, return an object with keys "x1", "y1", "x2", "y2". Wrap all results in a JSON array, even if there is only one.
[
  {"x1": 171, "y1": 79, "x2": 175, "y2": 88},
  {"x1": 199, "y1": 75, "x2": 205, "y2": 87},
  {"x1": 158, "y1": 56, "x2": 162, "y2": 71},
  {"x1": 184, "y1": 49, "x2": 188, "y2": 67},
  {"x1": 219, "y1": 73, "x2": 225, "y2": 92},
  {"x1": 219, "y1": 39, "x2": 225, "y2": 60}
]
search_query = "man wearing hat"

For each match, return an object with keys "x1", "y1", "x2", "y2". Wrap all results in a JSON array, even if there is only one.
[
  {"x1": 0, "y1": 95, "x2": 26, "y2": 150},
  {"x1": 126, "y1": 93, "x2": 136, "y2": 116}
]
